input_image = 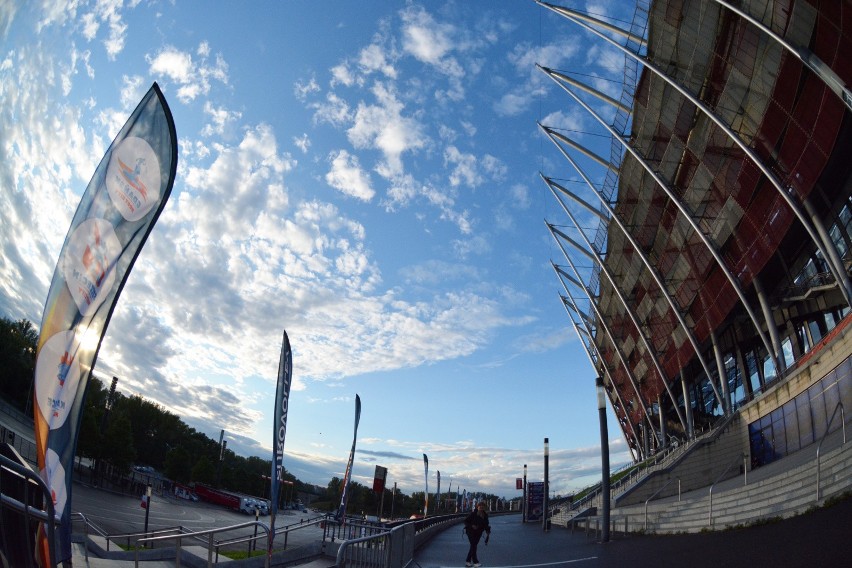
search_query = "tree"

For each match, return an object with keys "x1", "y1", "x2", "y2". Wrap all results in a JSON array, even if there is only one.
[
  {"x1": 191, "y1": 455, "x2": 216, "y2": 485},
  {"x1": 0, "y1": 317, "x2": 38, "y2": 412},
  {"x1": 101, "y1": 412, "x2": 136, "y2": 475},
  {"x1": 165, "y1": 446, "x2": 192, "y2": 484}
]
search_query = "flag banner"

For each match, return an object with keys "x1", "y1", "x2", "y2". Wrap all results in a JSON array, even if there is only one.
[
  {"x1": 435, "y1": 470, "x2": 440, "y2": 513},
  {"x1": 423, "y1": 453, "x2": 429, "y2": 516},
  {"x1": 372, "y1": 465, "x2": 387, "y2": 493},
  {"x1": 269, "y1": 329, "x2": 292, "y2": 549},
  {"x1": 335, "y1": 394, "x2": 361, "y2": 524},
  {"x1": 33, "y1": 82, "x2": 177, "y2": 564}
]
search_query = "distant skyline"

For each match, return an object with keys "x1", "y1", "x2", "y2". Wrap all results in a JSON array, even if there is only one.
[{"x1": 0, "y1": 0, "x2": 636, "y2": 498}]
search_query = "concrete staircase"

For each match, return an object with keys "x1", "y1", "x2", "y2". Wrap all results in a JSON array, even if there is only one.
[{"x1": 597, "y1": 424, "x2": 851, "y2": 534}]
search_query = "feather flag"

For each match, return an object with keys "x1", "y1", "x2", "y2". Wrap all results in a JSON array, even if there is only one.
[
  {"x1": 335, "y1": 394, "x2": 361, "y2": 524},
  {"x1": 33, "y1": 83, "x2": 177, "y2": 565},
  {"x1": 269, "y1": 330, "x2": 292, "y2": 551},
  {"x1": 423, "y1": 453, "x2": 429, "y2": 516}
]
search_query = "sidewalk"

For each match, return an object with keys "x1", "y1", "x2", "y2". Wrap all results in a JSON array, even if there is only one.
[{"x1": 413, "y1": 498, "x2": 852, "y2": 568}]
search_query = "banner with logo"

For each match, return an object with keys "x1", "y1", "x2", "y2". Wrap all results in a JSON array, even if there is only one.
[
  {"x1": 269, "y1": 329, "x2": 292, "y2": 549},
  {"x1": 526, "y1": 481, "x2": 544, "y2": 522},
  {"x1": 33, "y1": 82, "x2": 177, "y2": 565},
  {"x1": 423, "y1": 453, "x2": 429, "y2": 516},
  {"x1": 335, "y1": 394, "x2": 361, "y2": 524}
]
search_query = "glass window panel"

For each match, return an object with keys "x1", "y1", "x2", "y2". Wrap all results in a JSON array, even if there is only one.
[
  {"x1": 763, "y1": 354, "x2": 776, "y2": 384},
  {"x1": 838, "y1": 360, "x2": 852, "y2": 414},
  {"x1": 823, "y1": 376, "x2": 841, "y2": 432},
  {"x1": 829, "y1": 224, "x2": 848, "y2": 257},
  {"x1": 797, "y1": 394, "x2": 814, "y2": 447},
  {"x1": 783, "y1": 400, "x2": 800, "y2": 454},
  {"x1": 781, "y1": 336, "x2": 795, "y2": 368},
  {"x1": 808, "y1": 320, "x2": 823, "y2": 345},
  {"x1": 745, "y1": 350, "x2": 762, "y2": 395},
  {"x1": 797, "y1": 323, "x2": 811, "y2": 353},
  {"x1": 809, "y1": 383, "x2": 828, "y2": 439},
  {"x1": 824, "y1": 311, "x2": 838, "y2": 330}
]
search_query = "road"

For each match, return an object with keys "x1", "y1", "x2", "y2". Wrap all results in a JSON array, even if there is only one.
[{"x1": 70, "y1": 482, "x2": 327, "y2": 552}]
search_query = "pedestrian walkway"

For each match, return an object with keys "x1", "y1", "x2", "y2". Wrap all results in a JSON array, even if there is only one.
[{"x1": 412, "y1": 498, "x2": 852, "y2": 568}]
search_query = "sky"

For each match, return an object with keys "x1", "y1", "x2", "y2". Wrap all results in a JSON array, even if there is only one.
[{"x1": 0, "y1": 0, "x2": 639, "y2": 500}]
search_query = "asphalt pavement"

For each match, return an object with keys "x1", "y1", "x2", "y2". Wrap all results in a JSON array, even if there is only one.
[{"x1": 413, "y1": 497, "x2": 852, "y2": 568}]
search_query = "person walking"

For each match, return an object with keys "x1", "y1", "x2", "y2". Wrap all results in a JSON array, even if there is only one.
[{"x1": 463, "y1": 501, "x2": 491, "y2": 567}]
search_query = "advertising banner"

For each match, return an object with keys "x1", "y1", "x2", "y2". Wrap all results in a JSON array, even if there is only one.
[
  {"x1": 423, "y1": 453, "x2": 429, "y2": 516},
  {"x1": 269, "y1": 329, "x2": 293, "y2": 549},
  {"x1": 335, "y1": 394, "x2": 361, "y2": 524},
  {"x1": 526, "y1": 481, "x2": 544, "y2": 522},
  {"x1": 33, "y1": 83, "x2": 177, "y2": 564}
]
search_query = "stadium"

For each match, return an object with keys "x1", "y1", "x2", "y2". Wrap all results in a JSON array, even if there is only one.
[{"x1": 538, "y1": 0, "x2": 852, "y2": 521}]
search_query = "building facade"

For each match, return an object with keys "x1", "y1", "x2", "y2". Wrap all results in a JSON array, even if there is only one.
[{"x1": 541, "y1": 0, "x2": 852, "y2": 466}]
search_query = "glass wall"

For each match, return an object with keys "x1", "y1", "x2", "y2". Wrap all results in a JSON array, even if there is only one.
[{"x1": 748, "y1": 356, "x2": 852, "y2": 468}]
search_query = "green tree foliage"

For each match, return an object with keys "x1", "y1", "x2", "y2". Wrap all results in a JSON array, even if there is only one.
[
  {"x1": 164, "y1": 446, "x2": 193, "y2": 484},
  {"x1": 0, "y1": 317, "x2": 38, "y2": 412},
  {"x1": 101, "y1": 411, "x2": 136, "y2": 474},
  {"x1": 0, "y1": 329, "x2": 448, "y2": 510}
]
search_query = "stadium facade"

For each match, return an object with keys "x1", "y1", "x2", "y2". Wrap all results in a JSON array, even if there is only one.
[{"x1": 538, "y1": 0, "x2": 852, "y2": 475}]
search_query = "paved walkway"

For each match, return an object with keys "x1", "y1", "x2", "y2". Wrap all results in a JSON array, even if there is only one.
[{"x1": 413, "y1": 498, "x2": 852, "y2": 568}]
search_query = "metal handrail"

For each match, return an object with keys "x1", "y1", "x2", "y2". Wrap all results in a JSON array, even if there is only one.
[
  {"x1": 644, "y1": 477, "x2": 680, "y2": 531},
  {"x1": 133, "y1": 520, "x2": 270, "y2": 568},
  {"x1": 708, "y1": 454, "x2": 747, "y2": 527},
  {"x1": 335, "y1": 526, "x2": 392, "y2": 567},
  {"x1": 816, "y1": 401, "x2": 846, "y2": 501},
  {"x1": 0, "y1": 448, "x2": 58, "y2": 567}
]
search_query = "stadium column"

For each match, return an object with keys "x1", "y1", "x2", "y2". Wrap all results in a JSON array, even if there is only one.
[
  {"x1": 536, "y1": 0, "x2": 852, "y2": 310},
  {"x1": 710, "y1": 331, "x2": 732, "y2": 415}
]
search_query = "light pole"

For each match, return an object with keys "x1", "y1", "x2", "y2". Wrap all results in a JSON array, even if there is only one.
[
  {"x1": 522, "y1": 464, "x2": 527, "y2": 523},
  {"x1": 597, "y1": 377, "x2": 610, "y2": 542},
  {"x1": 143, "y1": 485, "x2": 152, "y2": 546},
  {"x1": 543, "y1": 438, "x2": 549, "y2": 531}
]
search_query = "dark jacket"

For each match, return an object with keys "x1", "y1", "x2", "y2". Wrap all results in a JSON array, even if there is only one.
[{"x1": 464, "y1": 509, "x2": 491, "y2": 537}]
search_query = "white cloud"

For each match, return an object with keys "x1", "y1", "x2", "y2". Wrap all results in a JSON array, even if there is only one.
[
  {"x1": 201, "y1": 101, "x2": 242, "y2": 137},
  {"x1": 312, "y1": 92, "x2": 352, "y2": 127},
  {"x1": 347, "y1": 81, "x2": 427, "y2": 177},
  {"x1": 293, "y1": 133, "x2": 311, "y2": 154},
  {"x1": 325, "y1": 149, "x2": 375, "y2": 201},
  {"x1": 147, "y1": 44, "x2": 229, "y2": 104}
]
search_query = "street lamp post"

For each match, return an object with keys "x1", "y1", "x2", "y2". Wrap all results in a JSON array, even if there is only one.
[
  {"x1": 143, "y1": 485, "x2": 152, "y2": 547},
  {"x1": 597, "y1": 377, "x2": 611, "y2": 542},
  {"x1": 522, "y1": 464, "x2": 527, "y2": 523},
  {"x1": 543, "y1": 438, "x2": 549, "y2": 532}
]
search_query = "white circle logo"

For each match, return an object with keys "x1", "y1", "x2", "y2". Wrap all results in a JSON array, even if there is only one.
[
  {"x1": 34, "y1": 330, "x2": 82, "y2": 430},
  {"x1": 106, "y1": 136, "x2": 161, "y2": 222},
  {"x1": 62, "y1": 218, "x2": 121, "y2": 317},
  {"x1": 41, "y1": 449, "x2": 67, "y2": 517}
]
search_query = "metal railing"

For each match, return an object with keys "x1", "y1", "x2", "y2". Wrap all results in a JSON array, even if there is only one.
[
  {"x1": 644, "y1": 477, "x2": 680, "y2": 531},
  {"x1": 0, "y1": 444, "x2": 59, "y2": 568},
  {"x1": 708, "y1": 454, "x2": 747, "y2": 528},
  {"x1": 133, "y1": 520, "x2": 270, "y2": 567},
  {"x1": 335, "y1": 512, "x2": 467, "y2": 568},
  {"x1": 816, "y1": 401, "x2": 846, "y2": 501}
]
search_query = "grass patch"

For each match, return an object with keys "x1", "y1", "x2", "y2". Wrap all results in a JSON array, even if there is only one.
[{"x1": 219, "y1": 548, "x2": 268, "y2": 560}]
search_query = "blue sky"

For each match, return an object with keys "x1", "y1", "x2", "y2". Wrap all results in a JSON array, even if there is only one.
[{"x1": 0, "y1": 0, "x2": 636, "y2": 499}]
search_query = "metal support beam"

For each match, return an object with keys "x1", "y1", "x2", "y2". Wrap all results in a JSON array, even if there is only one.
[
  {"x1": 538, "y1": 142, "x2": 726, "y2": 412},
  {"x1": 548, "y1": 209, "x2": 688, "y2": 433},
  {"x1": 549, "y1": 248, "x2": 658, "y2": 442},
  {"x1": 536, "y1": 2, "x2": 852, "y2": 308},
  {"x1": 538, "y1": 63, "x2": 783, "y2": 379}
]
